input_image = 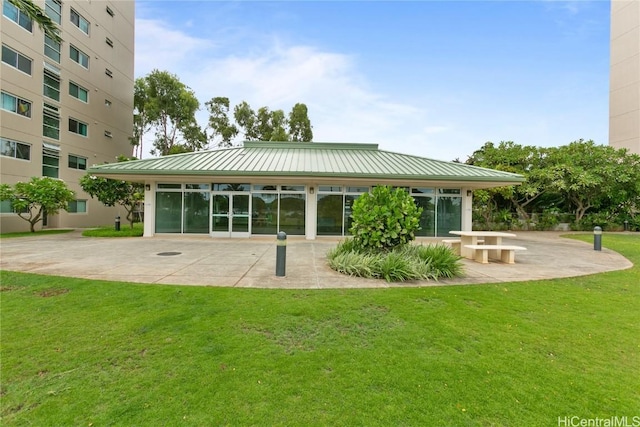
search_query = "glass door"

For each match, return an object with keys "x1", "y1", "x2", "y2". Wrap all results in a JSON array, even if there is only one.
[{"x1": 211, "y1": 193, "x2": 250, "y2": 237}]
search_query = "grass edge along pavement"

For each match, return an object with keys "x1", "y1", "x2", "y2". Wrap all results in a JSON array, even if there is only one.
[{"x1": 0, "y1": 234, "x2": 638, "y2": 426}]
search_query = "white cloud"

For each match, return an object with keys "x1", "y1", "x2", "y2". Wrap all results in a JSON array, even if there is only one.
[{"x1": 135, "y1": 17, "x2": 455, "y2": 159}]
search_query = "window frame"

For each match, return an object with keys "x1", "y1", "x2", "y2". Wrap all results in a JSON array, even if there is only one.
[
  {"x1": 43, "y1": 69, "x2": 61, "y2": 101},
  {"x1": 69, "y1": 117, "x2": 88, "y2": 137},
  {"x1": 0, "y1": 137, "x2": 31, "y2": 161},
  {"x1": 42, "y1": 142, "x2": 60, "y2": 178},
  {"x1": 3, "y1": 1, "x2": 33, "y2": 32},
  {"x1": 1, "y1": 91, "x2": 31, "y2": 118},
  {"x1": 1, "y1": 44, "x2": 32, "y2": 75},
  {"x1": 43, "y1": 103, "x2": 60, "y2": 140},
  {"x1": 68, "y1": 154, "x2": 87, "y2": 170},
  {"x1": 70, "y1": 8, "x2": 90, "y2": 35},
  {"x1": 44, "y1": 35, "x2": 61, "y2": 63},
  {"x1": 69, "y1": 45, "x2": 89, "y2": 69},
  {"x1": 69, "y1": 81, "x2": 89, "y2": 103},
  {"x1": 45, "y1": 0, "x2": 62, "y2": 24},
  {"x1": 68, "y1": 199, "x2": 88, "y2": 214}
]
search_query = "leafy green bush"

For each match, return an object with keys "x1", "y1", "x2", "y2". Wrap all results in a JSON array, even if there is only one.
[
  {"x1": 349, "y1": 186, "x2": 422, "y2": 251},
  {"x1": 327, "y1": 239, "x2": 463, "y2": 282}
]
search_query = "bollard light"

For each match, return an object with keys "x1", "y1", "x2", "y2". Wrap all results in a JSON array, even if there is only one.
[
  {"x1": 276, "y1": 231, "x2": 287, "y2": 277},
  {"x1": 624, "y1": 220, "x2": 629, "y2": 232},
  {"x1": 115, "y1": 215, "x2": 121, "y2": 231},
  {"x1": 593, "y1": 226, "x2": 602, "y2": 251}
]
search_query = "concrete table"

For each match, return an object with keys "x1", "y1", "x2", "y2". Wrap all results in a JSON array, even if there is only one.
[{"x1": 449, "y1": 231, "x2": 517, "y2": 260}]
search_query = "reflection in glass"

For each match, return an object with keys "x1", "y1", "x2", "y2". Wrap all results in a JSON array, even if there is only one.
[
  {"x1": 343, "y1": 195, "x2": 359, "y2": 235},
  {"x1": 414, "y1": 196, "x2": 435, "y2": 237},
  {"x1": 317, "y1": 194, "x2": 343, "y2": 235},
  {"x1": 156, "y1": 192, "x2": 182, "y2": 233},
  {"x1": 232, "y1": 194, "x2": 250, "y2": 233},
  {"x1": 279, "y1": 193, "x2": 305, "y2": 235},
  {"x1": 183, "y1": 192, "x2": 210, "y2": 233},
  {"x1": 252, "y1": 193, "x2": 277, "y2": 235},
  {"x1": 437, "y1": 196, "x2": 462, "y2": 237}
]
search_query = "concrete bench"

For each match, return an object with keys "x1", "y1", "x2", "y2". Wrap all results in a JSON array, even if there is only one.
[
  {"x1": 463, "y1": 244, "x2": 527, "y2": 264},
  {"x1": 443, "y1": 239, "x2": 483, "y2": 256}
]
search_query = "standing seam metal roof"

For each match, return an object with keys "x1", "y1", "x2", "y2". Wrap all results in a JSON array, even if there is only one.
[{"x1": 88, "y1": 141, "x2": 524, "y2": 182}]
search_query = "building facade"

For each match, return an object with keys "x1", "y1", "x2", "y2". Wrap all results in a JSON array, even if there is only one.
[
  {"x1": 89, "y1": 141, "x2": 524, "y2": 239},
  {"x1": 610, "y1": 0, "x2": 640, "y2": 154},
  {"x1": 1, "y1": 0, "x2": 135, "y2": 233}
]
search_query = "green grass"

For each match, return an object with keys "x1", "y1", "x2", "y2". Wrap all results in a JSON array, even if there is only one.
[
  {"x1": 82, "y1": 222, "x2": 144, "y2": 237},
  {"x1": 1, "y1": 234, "x2": 638, "y2": 426},
  {"x1": 0, "y1": 229, "x2": 73, "y2": 239}
]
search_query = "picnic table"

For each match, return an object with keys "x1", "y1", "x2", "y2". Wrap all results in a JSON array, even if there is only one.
[{"x1": 448, "y1": 231, "x2": 525, "y2": 263}]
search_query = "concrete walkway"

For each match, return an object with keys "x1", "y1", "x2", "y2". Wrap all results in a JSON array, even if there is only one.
[{"x1": 0, "y1": 230, "x2": 633, "y2": 289}]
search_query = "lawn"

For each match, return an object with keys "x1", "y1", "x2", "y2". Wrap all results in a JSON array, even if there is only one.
[{"x1": 1, "y1": 234, "x2": 638, "y2": 426}]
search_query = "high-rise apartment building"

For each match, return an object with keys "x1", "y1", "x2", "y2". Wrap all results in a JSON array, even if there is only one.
[
  {"x1": 610, "y1": 0, "x2": 640, "y2": 155},
  {"x1": 1, "y1": 0, "x2": 134, "y2": 233}
]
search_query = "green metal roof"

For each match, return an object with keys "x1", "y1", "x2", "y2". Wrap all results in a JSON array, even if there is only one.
[{"x1": 88, "y1": 141, "x2": 524, "y2": 184}]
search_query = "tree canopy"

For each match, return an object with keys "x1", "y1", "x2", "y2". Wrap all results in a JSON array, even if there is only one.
[
  {"x1": 467, "y1": 139, "x2": 640, "y2": 230},
  {"x1": 207, "y1": 98, "x2": 313, "y2": 147},
  {"x1": 0, "y1": 177, "x2": 74, "y2": 232},
  {"x1": 134, "y1": 70, "x2": 206, "y2": 156}
]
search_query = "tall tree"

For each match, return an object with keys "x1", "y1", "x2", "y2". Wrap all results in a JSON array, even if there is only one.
[
  {"x1": 130, "y1": 78, "x2": 152, "y2": 159},
  {"x1": 205, "y1": 97, "x2": 239, "y2": 148},
  {"x1": 207, "y1": 99, "x2": 313, "y2": 144},
  {"x1": 139, "y1": 70, "x2": 206, "y2": 156},
  {"x1": 0, "y1": 177, "x2": 74, "y2": 232},
  {"x1": 288, "y1": 103, "x2": 313, "y2": 142},
  {"x1": 8, "y1": 0, "x2": 61, "y2": 43}
]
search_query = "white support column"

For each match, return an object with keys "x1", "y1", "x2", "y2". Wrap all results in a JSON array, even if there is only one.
[
  {"x1": 306, "y1": 185, "x2": 317, "y2": 240},
  {"x1": 143, "y1": 181, "x2": 155, "y2": 237},
  {"x1": 462, "y1": 188, "x2": 473, "y2": 231}
]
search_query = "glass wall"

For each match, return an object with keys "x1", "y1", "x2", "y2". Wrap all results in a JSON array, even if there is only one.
[
  {"x1": 252, "y1": 191, "x2": 278, "y2": 235},
  {"x1": 436, "y1": 189, "x2": 462, "y2": 236},
  {"x1": 315, "y1": 186, "x2": 460, "y2": 237},
  {"x1": 156, "y1": 184, "x2": 182, "y2": 233},
  {"x1": 183, "y1": 185, "x2": 210, "y2": 233}
]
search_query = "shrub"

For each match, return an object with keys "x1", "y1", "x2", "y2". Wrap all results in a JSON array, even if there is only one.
[
  {"x1": 349, "y1": 186, "x2": 422, "y2": 252},
  {"x1": 327, "y1": 239, "x2": 463, "y2": 283}
]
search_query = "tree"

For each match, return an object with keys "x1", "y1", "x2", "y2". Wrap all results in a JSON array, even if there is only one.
[
  {"x1": 8, "y1": 0, "x2": 62, "y2": 43},
  {"x1": 288, "y1": 103, "x2": 313, "y2": 142},
  {"x1": 79, "y1": 175, "x2": 144, "y2": 229},
  {"x1": 0, "y1": 177, "x2": 74, "y2": 232},
  {"x1": 205, "y1": 97, "x2": 238, "y2": 148},
  {"x1": 137, "y1": 70, "x2": 206, "y2": 156},
  {"x1": 207, "y1": 98, "x2": 314, "y2": 145},
  {"x1": 349, "y1": 186, "x2": 422, "y2": 251},
  {"x1": 130, "y1": 78, "x2": 152, "y2": 159},
  {"x1": 546, "y1": 140, "x2": 640, "y2": 222},
  {"x1": 466, "y1": 141, "x2": 552, "y2": 221}
]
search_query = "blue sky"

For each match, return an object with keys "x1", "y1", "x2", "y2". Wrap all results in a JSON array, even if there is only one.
[{"x1": 135, "y1": 0, "x2": 610, "y2": 161}]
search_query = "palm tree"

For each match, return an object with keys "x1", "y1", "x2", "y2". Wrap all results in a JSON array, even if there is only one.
[{"x1": 8, "y1": 0, "x2": 62, "y2": 43}]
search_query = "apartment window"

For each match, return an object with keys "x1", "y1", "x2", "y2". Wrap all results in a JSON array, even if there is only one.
[
  {"x1": 43, "y1": 70, "x2": 61, "y2": 101},
  {"x1": 104, "y1": 130, "x2": 112, "y2": 138},
  {"x1": 68, "y1": 154, "x2": 87, "y2": 170},
  {"x1": 1, "y1": 137, "x2": 31, "y2": 161},
  {"x1": 44, "y1": 35, "x2": 61, "y2": 63},
  {"x1": 68, "y1": 200, "x2": 87, "y2": 213},
  {"x1": 45, "y1": 0, "x2": 62, "y2": 24},
  {"x1": 3, "y1": 1, "x2": 32, "y2": 32},
  {"x1": 105, "y1": 99, "x2": 112, "y2": 107},
  {"x1": 69, "y1": 82, "x2": 88, "y2": 102},
  {"x1": 1, "y1": 91, "x2": 31, "y2": 117},
  {"x1": 106, "y1": 5, "x2": 114, "y2": 17},
  {"x1": 2, "y1": 45, "x2": 32, "y2": 75},
  {"x1": 70, "y1": 9, "x2": 90, "y2": 35},
  {"x1": 70, "y1": 45, "x2": 89, "y2": 69},
  {"x1": 106, "y1": 37, "x2": 114, "y2": 47},
  {"x1": 43, "y1": 103, "x2": 60, "y2": 139},
  {"x1": 105, "y1": 68, "x2": 113, "y2": 77},
  {"x1": 42, "y1": 142, "x2": 60, "y2": 178},
  {"x1": 69, "y1": 118, "x2": 88, "y2": 136}
]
